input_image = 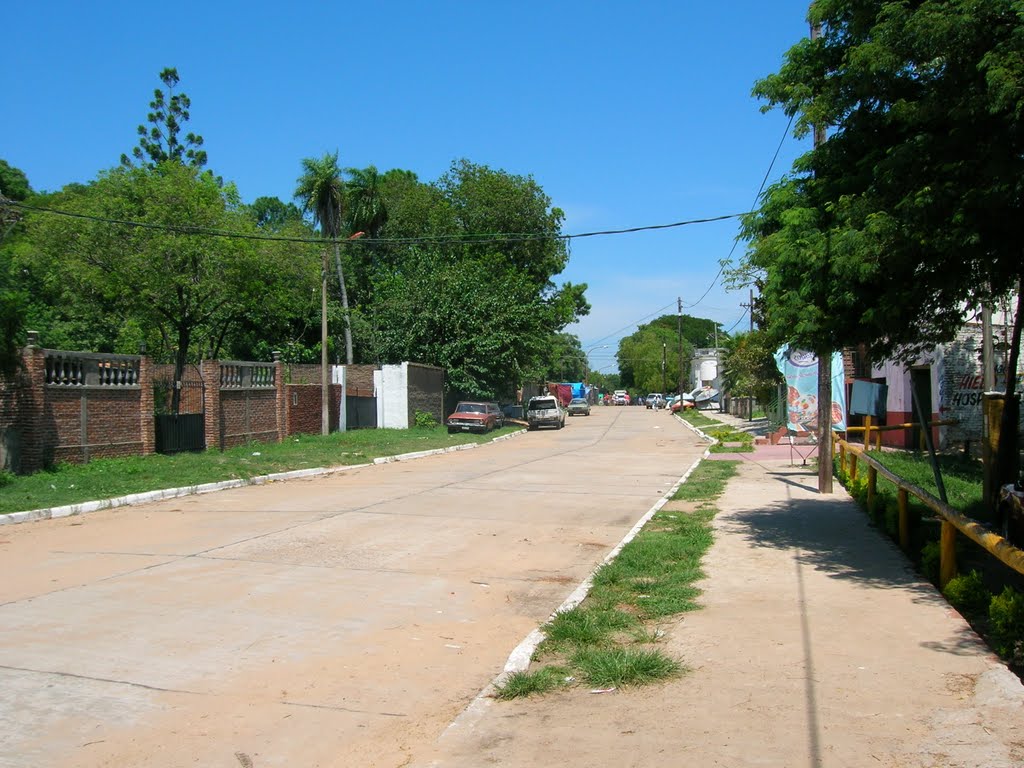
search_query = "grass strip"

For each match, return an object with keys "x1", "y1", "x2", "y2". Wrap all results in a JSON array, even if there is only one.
[
  {"x1": 496, "y1": 459, "x2": 740, "y2": 699},
  {"x1": 0, "y1": 426, "x2": 518, "y2": 516}
]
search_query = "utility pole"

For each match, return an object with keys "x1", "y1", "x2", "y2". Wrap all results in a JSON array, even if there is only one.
[
  {"x1": 662, "y1": 342, "x2": 667, "y2": 394},
  {"x1": 812, "y1": 12, "x2": 834, "y2": 494},
  {"x1": 740, "y1": 288, "x2": 755, "y2": 332},
  {"x1": 677, "y1": 297, "x2": 684, "y2": 395}
]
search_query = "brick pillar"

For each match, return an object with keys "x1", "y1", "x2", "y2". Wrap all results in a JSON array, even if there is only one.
[
  {"x1": 273, "y1": 351, "x2": 286, "y2": 442},
  {"x1": 201, "y1": 360, "x2": 222, "y2": 451},
  {"x1": 138, "y1": 352, "x2": 155, "y2": 456},
  {"x1": 20, "y1": 331, "x2": 47, "y2": 473}
]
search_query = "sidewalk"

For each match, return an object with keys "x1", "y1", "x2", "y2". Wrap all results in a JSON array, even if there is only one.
[
  {"x1": 705, "y1": 409, "x2": 822, "y2": 464},
  {"x1": 420, "y1": 417, "x2": 1024, "y2": 768}
]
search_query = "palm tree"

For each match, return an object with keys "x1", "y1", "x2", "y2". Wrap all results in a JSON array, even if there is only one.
[
  {"x1": 294, "y1": 152, "x2": 355, "y2": 365},
  {"x1": 344, "y1": 165, "x2": 388, "y2": 238}
]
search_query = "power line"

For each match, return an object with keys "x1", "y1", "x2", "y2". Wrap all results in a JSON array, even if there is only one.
[
  {"x1": 682, "y1": 112, "x2": 796, "y2": 312},
  {"x1": 725, "y1": 308, "x2": 749, "y2": 334},
  {"x1": 581, "y1": 301, "x2": 679, "y2": 350},
  {"x1": 2, "y1": 199, "x2": 745, "y2": 247}
]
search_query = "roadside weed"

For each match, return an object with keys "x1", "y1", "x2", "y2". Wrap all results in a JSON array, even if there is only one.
[
  {"x1": 537, "y1": 607, "x2": 637, "y2": 656},
  {"x1": 495, "y1": 667, "x2": 571, "y2": 700},
  {"x1": 506, "y1": 460, "x2": 739, "y2": 700},
  {"x1": 571, "y1": 648, "x2": 683, "y2": 687}
]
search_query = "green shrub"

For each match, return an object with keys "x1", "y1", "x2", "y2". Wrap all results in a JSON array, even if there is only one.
[
  {"x1": 920, "y1": 541, "x2": 941, "y2": 585},
  {"x1": 989, "y1": 586, "x2": 1024, "y2": 662},
  {"x1": 0, "y1": 470, "x2": 13, "y2": 489},
  {"x1": 942, "y1": 570, "x2": 991, "y2": 616},
  {"x1": 413, "y1": 410, "x2": 439, "y2": 428}
]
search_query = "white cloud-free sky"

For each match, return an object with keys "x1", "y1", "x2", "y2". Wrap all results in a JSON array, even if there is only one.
[{"x1": 2, "y1": 1, "x2": 815, "y2": 373}]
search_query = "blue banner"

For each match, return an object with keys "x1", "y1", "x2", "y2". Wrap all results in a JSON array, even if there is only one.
[{"x1": 774, "y1": 347, "x2": 847, "y2": 432}]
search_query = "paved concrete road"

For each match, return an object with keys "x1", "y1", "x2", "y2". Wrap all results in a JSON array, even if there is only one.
[{"x1": 0, "y1": 405, "x2": 701, "y2": 768}]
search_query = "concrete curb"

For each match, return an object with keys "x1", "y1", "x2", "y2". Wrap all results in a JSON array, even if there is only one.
[
  {"x1": 0, "y1": 429, "x2": 528, "y2": 527},
  {"x1": 674, "y1": 413, "x2": 719, "y2": 446},
  {"x1": 441, "y1": 429, "x2": 715, "y2": 740}
]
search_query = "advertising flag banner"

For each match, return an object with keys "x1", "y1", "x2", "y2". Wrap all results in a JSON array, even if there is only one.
[{"x1": 774, "y1": 347, "x2": 847, "y2": 432}]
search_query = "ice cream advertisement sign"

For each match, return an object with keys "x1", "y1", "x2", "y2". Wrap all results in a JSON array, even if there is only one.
[{"x1": 774, "y1": 347, "x2": 847, "y2": 433}]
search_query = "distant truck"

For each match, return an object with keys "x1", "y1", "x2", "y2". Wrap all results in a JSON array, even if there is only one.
[{"x1": 613, "y1": 390, "x2": 629, "y2": 406}]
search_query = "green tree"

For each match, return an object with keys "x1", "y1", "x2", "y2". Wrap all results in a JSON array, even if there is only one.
[
  {"x1": 719, "y1": 330, "x2": 783, "y2": 407},
  {"x1": 345, "y1": 165, "x2": 389, "y2": 238},
  {"x1": 362, "y1": 160, "x2": 589, "y2": 395},
  {"x1": 741, "y1": 0, "x2": 1024, "y2": 484},
  {"x1": 248, "y1": 196, "x2": 303, "y2": 231},
  {"x1": 294, "y1": 152, "x2": 357, "y2": 364},
  {"x1": 26, "y1": 163, "x2": 311, "y2": 410},
  {"x1": 0, "y1": 160, "x2": 34, "y2": 376},
  {"x1": 121, "y1": 68, "x2": 208, "y2": 169},
  {"x1": 616, "y1": 314, "x2": 714, "y2": 393},
  {"x1": 0, "y1": 160, "x2": 32, "y2": 202},
  {"x1": 370, "y1": 248, "x2": 550, "y2": 399},
  {"x1": 437, "y1": 159, "x2": 569, "y2": 289}
]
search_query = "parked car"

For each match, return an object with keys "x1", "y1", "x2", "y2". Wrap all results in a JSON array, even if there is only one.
[
  {"x1": 567, "y1": 397, "x2": 591, "y2": 416},
  {"x1": 487, "y1": 402, "x2": 505, "y2": 428},
  {"x1": 526, "y1": 395, "x2": 566, "y2": 430},
  {"x1": 646, "y1": 393, "x2": 664, "y2": 409},
  {"x1": 613, "y1": 389, "x2": 629, "y2": 406},
  {"x1": 446, "y1": 401, "x2": 498, "y2": 434}
]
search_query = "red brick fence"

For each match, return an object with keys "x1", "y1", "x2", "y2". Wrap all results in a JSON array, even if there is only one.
[{"x1": 0, "y1": 333, "x2": 377, "y2": 474}]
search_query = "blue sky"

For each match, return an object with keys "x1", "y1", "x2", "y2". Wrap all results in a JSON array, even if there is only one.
[{"x1": 2, "y1": 1, "x2": 814, "y2": 375}]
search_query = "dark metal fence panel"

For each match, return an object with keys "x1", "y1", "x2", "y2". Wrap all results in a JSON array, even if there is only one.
[
  {"x1": 346, "y1": 396, "x2": 377, "y2": 429},
  {"x1": 154, "y1": 414, "x2": 205, "y2": 454},
  {"x1": 153, "y1": 371, "x2": 205, "y2": 453}
]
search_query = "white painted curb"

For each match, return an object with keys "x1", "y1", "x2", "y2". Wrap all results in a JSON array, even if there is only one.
[{"x1": 0, "y1": 429, "x2": 528, "y2": 526}]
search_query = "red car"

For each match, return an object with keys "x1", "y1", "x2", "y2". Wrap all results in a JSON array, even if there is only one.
[{"x1": 446, "y1": 401, "x2": 498, "y2": 434}]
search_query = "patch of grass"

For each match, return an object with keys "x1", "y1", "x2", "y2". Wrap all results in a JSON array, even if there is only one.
[
  {"x1": 509, "y1": 459, "x2": 739, "y2": 699},
  {"x1": 868, "y1": 450, "x2": 986, "y2": 521},
  {"x1": 677, "y1": 410, "x2": 719, "y2": 429},
  {"x1": 672, "y1": 461, "x2": 739, "y2": 502},
  {"x1": 571, "y1": 647, "x2": 683, "y2": 687},
  {"x1": 536, "y1": 606, "x2": 638, "y2": 656},
  {"x1": 494, "y1": 666, "x2": 571, "y2": 700},
  {"x1": 0, "y1": 425, "x2": 519, "y2": 515}
]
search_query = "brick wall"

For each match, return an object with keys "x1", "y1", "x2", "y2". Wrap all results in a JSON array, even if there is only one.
[
  {"x1": 406, "y1": 363, "x2": 444, "y2": 425},
  {"x1": 346, "y1": 364, "x2": 378, "y2": 392},
  {"x1": 285, "y1": 383, "x2": 342, "y2": 436},
  {"x1": 219, "y1": 389, "x2": 279, "y2": 449},
  {"x1": 1, "y1": 341, "x2": 152, "y2": 473},
  {"x1": 941, "y1": 322, "x2": 1024, "y2": 445}
]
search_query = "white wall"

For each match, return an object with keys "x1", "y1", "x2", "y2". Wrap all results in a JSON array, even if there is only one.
[
  {"x1": 331, "y1": 365, "x2": 347, "y2": 432},
  {"x1": 376, "y1": 363, "x2": 410, "y2": 429}
]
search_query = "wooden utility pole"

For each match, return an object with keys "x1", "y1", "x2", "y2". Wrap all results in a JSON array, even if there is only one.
[
  {"x1": 321, "y1": 246, "x2": 330, "y2": 435},
  {"x1": 677, "y1": 297, "x2": 685, "y2": 394},
  {"x1": 812, "y1": 13, "x2": 834, "y2": 494}
]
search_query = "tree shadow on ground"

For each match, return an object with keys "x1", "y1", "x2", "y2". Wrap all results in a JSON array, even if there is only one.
[{"x1": 721, "y1": 469, "x2": 941, "y2": 602}]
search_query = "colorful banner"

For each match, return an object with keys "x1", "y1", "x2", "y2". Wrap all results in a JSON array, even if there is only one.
[{"x1": 774, "y1": 347, "x2": 847, "y2": 432}]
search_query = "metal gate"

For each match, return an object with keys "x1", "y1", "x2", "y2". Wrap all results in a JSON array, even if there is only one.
[
  {"x1": 154, "y1": 375, "x2": 206, "y2": 454},
  {"x1": 346, "y1": 395, "x2": 378, "y2": 429}
]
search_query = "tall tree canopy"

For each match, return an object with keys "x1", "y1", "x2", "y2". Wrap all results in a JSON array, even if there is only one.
[
  {"x1": 26, "y1": 163, "x2": 317, "y2": 402},
  {"x1": 363, "y1": 160, "x2": 589, "y2": 398},
  {"x1": 739, "y1": 0, "x2": 1024, "y2": 361},
  {"x1": 740, "y1": 0, "x2": 1024, "y2": 484},
  {"x1": 0, "y1": 160, "x2": 34, "y2": 376},
  {"x1": 121, "y1": 68, "x2": 208, "y2": 169},
  {"x1": 616, "y1": 314, "x2": 718, "y2": 394}
]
